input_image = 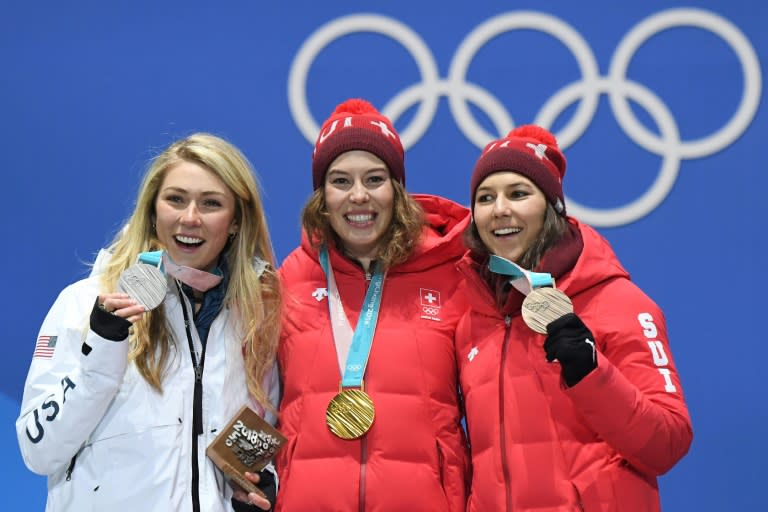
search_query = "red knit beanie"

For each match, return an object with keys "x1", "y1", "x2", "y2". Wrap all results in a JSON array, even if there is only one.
[
  {"x1": 470, "y1": 125, "x2": 567, "y2": 215},
  {"x1": 311, "y1": 98, "x2": 405, "y2": 190}
]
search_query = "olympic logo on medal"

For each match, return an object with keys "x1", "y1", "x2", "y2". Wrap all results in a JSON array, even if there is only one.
[{"x1": 289, "y1": 9, "x2": 761, "y2": 226}]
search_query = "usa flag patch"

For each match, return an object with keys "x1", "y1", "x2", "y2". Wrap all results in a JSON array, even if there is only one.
[{"x1": 33, "y1": 335, "x2": 57, "y2": 359}]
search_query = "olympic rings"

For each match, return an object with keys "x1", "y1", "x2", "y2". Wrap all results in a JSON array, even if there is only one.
[
  {"x1": 422, "y1": 306, "x2": 440, "y2": 316},
  {"x1": 288, "y1": 9, "x2": 761, "y2": 226}
]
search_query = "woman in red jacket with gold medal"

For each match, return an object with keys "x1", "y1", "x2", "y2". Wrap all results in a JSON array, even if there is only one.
[
  {"x1": 457, "y1": 125, "x2": 693, "y2": 511},
  {"x1": 276, "y1": 99, "x2": 470, "y2": 511}
]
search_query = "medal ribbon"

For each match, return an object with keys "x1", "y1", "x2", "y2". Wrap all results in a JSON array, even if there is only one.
[
  {"x1": 319, "y1": 246, "x2": 385, "y2": 388},
  {"x1": 488, "y1": 254, "x2": 555, "y2": 295},
  {"x1": 137, "y1": 250, "x2": 223, "y2": 291}
]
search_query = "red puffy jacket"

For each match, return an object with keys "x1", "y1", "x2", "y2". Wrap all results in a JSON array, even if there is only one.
[
  {"x1": 456, "y1": 219, "x2": 692, "y2": 512},
  {"x1": 276, "y1": 195, "x2": 471, "y2": 511}
]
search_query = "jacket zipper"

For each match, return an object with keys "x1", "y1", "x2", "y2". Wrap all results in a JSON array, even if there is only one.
[
  {"x1": 65, "y1": 453, "x2": 77, "y2": 481},
  {"x1": 359, "y1": 436, "x2": 367, "y2": 512},
  {"x1": 177, "y1": 282, "x2": 205, "y2": 512},
  {"x1": 500, "y1": 315, "x2": 513, "y2": 512},
  {"x1": 459, "y1": 262, "x2": 517, "y2": 510}
]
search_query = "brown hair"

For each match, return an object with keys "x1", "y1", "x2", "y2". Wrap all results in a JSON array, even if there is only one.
[{"x1": 301, "y1": 179, "x2": 424, "y2": 270}]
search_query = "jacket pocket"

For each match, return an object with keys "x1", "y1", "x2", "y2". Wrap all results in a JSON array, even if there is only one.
[
  {"x1": 436, "y1": 437, "x2": 468, "y2": 512},
  {"x1": 574, "y1": 460, "x2": 660, "y2": 512},
  {"x1": 76, "y1": 395, "x2": 185, "y2": 507},
  {"x1": 436, "y1": 440, "x2": 446, "y2": 487},
  {"x1": 571, "y1": 483, "x2": 585, "y2": 512}
]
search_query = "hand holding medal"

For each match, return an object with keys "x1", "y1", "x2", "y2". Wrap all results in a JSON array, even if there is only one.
[
  {"x1": 96, "y1": 254, "x2": 167, "y2": 321},
  {"x1": 117, "y1": 262, "x2": 167, "y2": 311},
  {"x1": 111, "y1": 250, "x2": 226, "y2": 314},
  {"x1": 543, "y1": 313, "x2": 598, "y2": 386},
  {"x1": 488, "y1": 255, "x2": 573, "y2": 333},
  {"x1": 488, "y1": 254, "x2": 597, "y2": 385},
  {"x1": 521, "y1": 287, "x2": 574, "y2": 334}
]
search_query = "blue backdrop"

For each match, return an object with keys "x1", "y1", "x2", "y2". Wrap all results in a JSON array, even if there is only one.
[{"x1": 2, "y1": 1, "x2": 764, "y2": 509}]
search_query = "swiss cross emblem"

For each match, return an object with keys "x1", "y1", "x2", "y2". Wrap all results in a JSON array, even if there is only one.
[
  {"x1": 420, "y1": 288, "x2": 441, "y2": 307},
  {"x1": 420, "y1": 288, "x2": 442, "y2": 322},
  {"x1": 526, "y1": 142, "x2": 549, "y2": 160}
]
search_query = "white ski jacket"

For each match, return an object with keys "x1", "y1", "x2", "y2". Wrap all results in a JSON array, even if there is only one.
[{"x1": 16, "y1": 252, "x2": 279, "y2": 512}]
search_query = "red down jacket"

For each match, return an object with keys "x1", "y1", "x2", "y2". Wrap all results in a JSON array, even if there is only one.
[
  {"x1": 456, "y1": 219, "x2": 692, "y2": 512},
  {"x1": 276, "y1": 194, "x2": 471, "y2": 512}
]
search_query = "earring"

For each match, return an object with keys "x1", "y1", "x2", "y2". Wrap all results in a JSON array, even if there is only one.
[{"x1": 228, "y1": 232, "x2": 237, "y2": 242}]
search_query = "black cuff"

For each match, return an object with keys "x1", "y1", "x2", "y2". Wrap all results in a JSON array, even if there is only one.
[
  {"x1": 89, "y1": 298, "x2": 131, "y2": 341},
  {"x1": 562, "y1": 360, "x2": 596, "y2": 387},
  {"x1": 258, "y1": 468, "x2": 276, "y2": 508},
  {"x1": 230, "y1": 468, "x2": 276, "y2": 512},
  {"x1": 231, "y1": 499, "x2": 260, "y2": 512}
]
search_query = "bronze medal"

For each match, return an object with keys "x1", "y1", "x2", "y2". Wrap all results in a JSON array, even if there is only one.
[
  {"x1": 521, "y1": 287, "x2": 573, "y2": 334},
  {"x1": 117, "y1": 263, "x2": 167, "y2": 310},
  {"x1": 326, "y1": 388, "x2": 375, "y2": 440}
]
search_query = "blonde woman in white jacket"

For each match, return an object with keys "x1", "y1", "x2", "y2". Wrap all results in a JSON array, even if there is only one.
[{"x1": 16, "y1": 133, "x2": 281, "y2": 512}]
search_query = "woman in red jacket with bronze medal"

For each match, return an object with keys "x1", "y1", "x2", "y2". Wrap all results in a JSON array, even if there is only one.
[
  {"x1": 276, "y1": 99, "x2": 470, "y2": 511},
  {"x1": 456, "y1": 125, "x2": 693, "y2": 511}
]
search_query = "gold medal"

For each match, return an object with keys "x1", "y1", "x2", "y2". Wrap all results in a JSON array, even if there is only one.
[
  {"x1": 326, "y1": 388, "x2": 375, "y2": 440},
  {"x1": 521, "y1": 287, "x2": 573, "y2": 334}
]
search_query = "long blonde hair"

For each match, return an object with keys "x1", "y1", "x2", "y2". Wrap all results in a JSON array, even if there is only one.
[
  {"x1": 301, "y1": 179, "x2": 424, "y2": 270},
  {"x1": 99, "y1": 133, "x2": 281, "y2": 412}
]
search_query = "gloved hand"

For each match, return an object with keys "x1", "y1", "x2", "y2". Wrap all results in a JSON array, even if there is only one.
[
  {"x1": 231, "y1": 467, "x2": 276, "y2": 511},
  {"x1": 255, "y1": 467, "x2": 276, "y2": 509},
  {"x1": 544, "y1": 313, "x2": 597, "y2": 387}
]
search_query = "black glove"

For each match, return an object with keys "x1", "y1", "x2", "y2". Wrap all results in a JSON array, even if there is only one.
[
  {"x1": 544, "y1": 313, "x2": 597, "y2": 387},
  {"x1": 231, "y1": 467, "x2": 276, "y2": 512},
  {"x1": 89, "y1": 298, "x2": 131, "y2": 341}
]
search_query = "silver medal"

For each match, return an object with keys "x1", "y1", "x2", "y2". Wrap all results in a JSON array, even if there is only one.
[{"x1": 117, "y1": 263, "x2": 167, "y2": 310}]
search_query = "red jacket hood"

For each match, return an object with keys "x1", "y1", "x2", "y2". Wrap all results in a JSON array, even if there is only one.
[{"x1": 560, "y1": 219, "x2": 629, "y2": 297}]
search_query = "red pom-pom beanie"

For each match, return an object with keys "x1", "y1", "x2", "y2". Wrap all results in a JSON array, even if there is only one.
[
  {"x1": 470, "y1": 125, "x2": 567, "y2": 215},
  {"x1": 311, "y1": 98, "x2": 405, "y2": 190}
]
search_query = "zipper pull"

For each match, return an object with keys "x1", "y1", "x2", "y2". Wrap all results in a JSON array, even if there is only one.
[
  {"x1": 65, "y1": 454, "x2": 77, "y2": 481},
  {"x1": 193, "y1": 378, "x2": 203, "y2": 436}
]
